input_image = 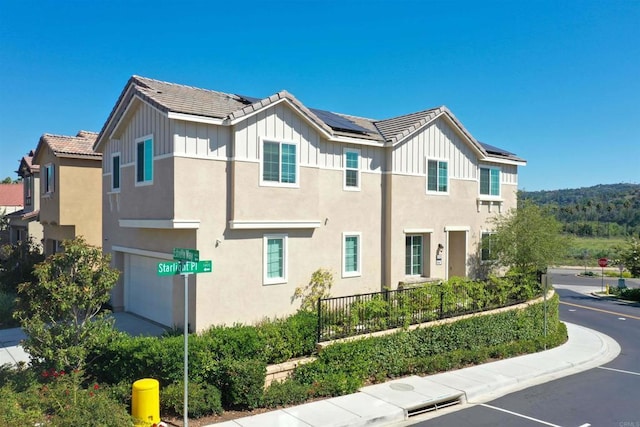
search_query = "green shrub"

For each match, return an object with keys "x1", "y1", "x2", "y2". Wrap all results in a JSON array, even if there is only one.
[
  {"x1": 262, "y1": 379, "x2": 310, "y2": 408},
  {"x1": 0, "y1": 290, "x2": 18, "y2": 328},
  {"x1": 161, "y1": 380, "x2": 222, "y2": 418},
  {"x1": 40, "y1": 370, "x2": 132, "y2": 427},
  {"x1": 619, "y1": 287, "x2": 640, "y2": 301},
  {"x1": 0, "y1": 383, "x2": 44, "y2": 425},
  {"x1": 217, "y1": 358, "x2": 266, "y2": 409}
]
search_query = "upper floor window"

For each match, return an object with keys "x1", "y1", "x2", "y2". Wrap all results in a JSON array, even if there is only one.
[
  {"x1": 480, "y1": 167, "x2": 500, "y2": 196},
  {"x1": 427, "y1": 159, "x2": 448, "y2": 193},
  {"x1": 342, "y1": 232, "x2": 361, "y2": 277},
  {"x1": 24, "y1": 175, "x2": 32, "y2": 205},
  {"x1": 112, "y1": 153, "x2": 121, "y2": 191},
  {"x1": 136, "y1": 136, "x2": 153, "y2": 185},
  {"x1": 263, "y1": 234, "x2": 287, "y2": 285},
  {"x1": 344, "y1": 148, "x2": 360, "y2": 190},
  {"x1": 43, "y1": 163, "x2": 55, "y2": 194},
  {"x1": 405, "y1": 235, "x2": 423, "y2": 275},
  {"x1": 481, "y1": 231, "x2": 497, "y2": 261},
  {"x1": 261, "y1": 139, "x2": 298, "y2": 186}
]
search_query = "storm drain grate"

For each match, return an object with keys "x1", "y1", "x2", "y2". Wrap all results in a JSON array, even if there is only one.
[{"x1": 407, "y1": 395, "x2": 463, "y2": 417}]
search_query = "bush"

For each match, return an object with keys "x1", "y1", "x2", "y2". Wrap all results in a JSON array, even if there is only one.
[
  {"x1": 40, "y1": 370, "x2": 132, "y2": 427},
  {"x1": 0, "y1": 383, "x2": 43, "y2": 425},
  {"x1": 294, "y1": 295, "x2": 563, "y2": 387},
  {"x1": 0, "y1": 290, "x2": 18, "y2": 328},
  {"x1": 262, "y1": 379, "x2": 310, "y2": 408},
  {"x1": 161, "y1": 380, "x2": 222, "y2": 418},
  {"x1": 217, "y1": 358, "x2": 266, "y2": 409}
]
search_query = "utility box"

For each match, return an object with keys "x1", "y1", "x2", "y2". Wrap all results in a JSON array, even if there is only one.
[
  {"x1": 132, "y1": 378, "x2": 160, "y2": 426},
  {"x1": 618, "y1": 278, "x2": 627, "y2": 289}
]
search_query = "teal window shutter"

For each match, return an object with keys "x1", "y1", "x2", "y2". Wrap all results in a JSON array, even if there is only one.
[{"x1": 267, "y1": 238, "x2": 283, "y2": 279}]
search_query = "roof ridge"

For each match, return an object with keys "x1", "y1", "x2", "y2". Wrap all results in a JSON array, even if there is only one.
[
  {"x1": 132, "y1": 75, "x2": 239, "y2": 99},
  {"x1": 375, "y1": 106, "x2": 444, "y2": 124}
]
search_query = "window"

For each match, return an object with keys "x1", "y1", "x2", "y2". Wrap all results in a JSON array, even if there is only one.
[
  {"x1": 25, "y1": 175, "x2": 32, "y2": 205},
  {"x1": 481, "y1": 231, "x2": 497, "y2": 261},
  {"x1": 480, "y1": 167, "x2": 500, "y2": 196},
  {"x1": 342, "y1": 232, "x2": 361, "y2": 277},
  {"x1": 344, "y1": 148, "x2": 360, "y2": 190},
  {"x1": 112, "y1": 153, "x2": 120, "y2": 191},
  {"x1": 427, "y1": 159, "x2": 448, "y2": 193},
  {"x1": 43, "y1": 164, "x2": 55, "y2": 194},
  {"x1": 263, "y1": 234, "x2": 287, "y2": 284},
  {"x1": 405, "y1": 235, "x2": 423, "y2": 275},
  {"x1": 136, "y1": 136, "x2": 153, "y2": 184},
  {"x1": 261, "y1": 140, "x2": 298, "y2": 186}
]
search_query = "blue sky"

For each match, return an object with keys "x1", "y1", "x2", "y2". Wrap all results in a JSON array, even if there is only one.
[{"x1": 1, "y1": 0, "x2": 638, "y2": 191}]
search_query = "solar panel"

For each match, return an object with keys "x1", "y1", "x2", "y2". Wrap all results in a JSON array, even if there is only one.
[
  {"x1": 310, "y1": 108, "x2": 370, "y2": 134},
  {"x1": 480, "y1": 142, "x2": 515, "y2": 157},
  {"x1": 235, "y1": 94, "x2": 370, "y2": 134}
]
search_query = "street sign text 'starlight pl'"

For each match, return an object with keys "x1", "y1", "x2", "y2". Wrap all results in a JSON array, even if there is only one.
[{"x1": 157, "y1": 260, "x2": 212, "y2": 276}]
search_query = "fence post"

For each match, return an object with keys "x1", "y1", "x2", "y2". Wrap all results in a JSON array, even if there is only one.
[
  {"x1": 439, "y1": 290, "x2": 444, "y2": 318},
  {"x1": 317, "y1": 297, "x2": 321, "y2": 344}
]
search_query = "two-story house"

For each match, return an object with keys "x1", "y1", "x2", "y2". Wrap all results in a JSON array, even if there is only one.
[
  {"x1": 94, "y1": 76, "x2": 525, "y2": 331},
  {"x1": 6, "y1": 151, "x2": 43, "y2": 247},
  {"x1": 0, "y1": 182, "x2": 24, "y2": 244},
  {"x1": 32, "y1": 131, "x2": 102, "y2": 256}
]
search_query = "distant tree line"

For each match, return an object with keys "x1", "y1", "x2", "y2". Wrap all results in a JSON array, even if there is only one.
[{"x1": 520, "y1": 183, "x2": 640, "y2": 237}]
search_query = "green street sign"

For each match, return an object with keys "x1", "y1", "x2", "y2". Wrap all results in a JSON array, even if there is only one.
[
  {"x1": 173, "y1": 248, "x2": 200, "y2": 262},
  {"x1": 157, "y1": 260, "x2": 212, "y2": 276}
]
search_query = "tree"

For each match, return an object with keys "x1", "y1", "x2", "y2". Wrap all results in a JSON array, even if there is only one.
[
  {"x1": 1, "y1": 177, "x2": 13, "y2": 184},
  {"x1": 615, "y1": 237, "x2": 640, "y2": 277},
  {"x1": 14, "y1": 237, "x2": 120, "y2": 372},
  {"x1": 491, "y1": 200, "x2": 571, "y2": 279},
  {"x1": 0, "y1": 237, "x2": 44, "y2": 294}
]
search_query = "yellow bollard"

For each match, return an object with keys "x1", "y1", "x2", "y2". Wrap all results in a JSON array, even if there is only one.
[{"x1": 132, "y1": 378, "x2": 160, "y2": 426}]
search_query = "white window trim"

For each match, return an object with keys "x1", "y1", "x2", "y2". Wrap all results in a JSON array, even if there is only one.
[
  {"x1": 135, "y1": 134, "x2": 154, "y2": 187},
  {"x1": 343, "y1": 147, "x2": 361, "y2": 191},
  {"x1": 259, "y1": 137, "x2": 300, "y2": 188},
  {"x1": 342, "y1": 232, "x2": 362, "y2": 278},
  {"x1": 263, "y1": 233, "x2": 288, "y2": 285},
  {"x1": 425, "y1": 157, "x2": 449, "y2": 195},
  {"x1": 43, "y1": 163, "x2": 55, "y2": 195},
  {"x1": 111, "y1": 152, "x2": 121, "y2": 193},
  {"x1": 405, "y1": 234, "x2": 424, "y2": 277},
  {"x1": 479, "y1": 166, "x2": 501, "y2": 197}
]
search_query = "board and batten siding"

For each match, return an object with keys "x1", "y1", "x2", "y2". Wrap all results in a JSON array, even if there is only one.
[
  {"x1": 391, "y1": 117, "x2": 478, "y2": 179},
  {"x1": 172, "y1": 120, "x2": 231, "y2": 159},
  {"x1": 107, "y1": 102, "x2": 172, "y2": 168},
  {"x1": 234, "y1": 102, "x2": 383, "y2": 173}
]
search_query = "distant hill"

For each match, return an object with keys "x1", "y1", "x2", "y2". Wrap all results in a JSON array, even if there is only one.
[{"x1": 520, "y1": 183, "x2": 640, "y2": 237}]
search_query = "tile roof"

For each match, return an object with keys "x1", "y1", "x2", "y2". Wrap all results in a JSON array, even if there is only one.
[
  {"x1": 6, "y1": 208, "x2": 38, "y2": 221},
  {"x1": 36, "y1": 131, "x2": 101, "y2": 161},
  {"x1": 0, "y1": 183, "x2": 23, "y2": 207},
  {"x1": 17, "y1": 150, "x2": 39, "y2": 175},
  {"x1": 96, "y1": 75, "x2": 524, "y2": 163}
]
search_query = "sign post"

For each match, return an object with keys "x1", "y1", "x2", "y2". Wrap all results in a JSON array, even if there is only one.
[
  {"x1": 158, "y1": 248, "x2": 212, "y2": 427},
  {"x1": 598, "y1": 258, "x2": 608, "y2": 292}
]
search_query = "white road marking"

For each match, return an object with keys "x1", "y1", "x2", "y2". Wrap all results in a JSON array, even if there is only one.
[
  {"x1": 598, "y1": 366, "x2": 640, "y2": 376},
  {"x1": 618, "y1": 317, "x2": 626, "y2": 320},
  {"x1": 480, "y1": 403, "x2": 562, "y2": 426},
  {"x1": 578, "y1": 424, "x2": 591, "y2": 427},
  {"x1": 569, "y1": 309, "x2": 576, "y2": 311}
]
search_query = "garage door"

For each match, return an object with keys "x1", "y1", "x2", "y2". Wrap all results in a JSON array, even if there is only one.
[{"x1": 124, "y1": 254, "x2": 174, "y2": 327}]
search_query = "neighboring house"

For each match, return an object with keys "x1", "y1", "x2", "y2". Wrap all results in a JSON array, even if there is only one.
[
  {"x1": 0, "y1": 182, "x2": 24, "y2": 244},
  {"x1": 32, "y1": 131, "x2": 102, "y2": 256},
  {"x1": 94, "y1": 76, "x2": 526, "y2": 331},
  {"x1": 6, "y1": 151, "x2": 42, "y2": 247}
]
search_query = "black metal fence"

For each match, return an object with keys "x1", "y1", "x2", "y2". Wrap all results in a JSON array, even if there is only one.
[{"x1": 317, "y1": 283, "x2": 530, "y2": 342}]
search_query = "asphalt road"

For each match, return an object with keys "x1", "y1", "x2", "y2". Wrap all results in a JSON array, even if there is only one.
[{"x1": 408, "y1": 268, "x2": 640, "y2": 427}]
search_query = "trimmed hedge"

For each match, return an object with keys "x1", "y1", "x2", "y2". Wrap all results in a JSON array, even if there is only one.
[{"x1": 291, "y1": 294, "x2": 564, "y2": 397}]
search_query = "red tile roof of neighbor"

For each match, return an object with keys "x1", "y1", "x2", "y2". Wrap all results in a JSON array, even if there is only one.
[
  {"x1": 35, "y1": 131, "x2": 101, "y2": 161},
  {"x1": 0, "y1": 183, "x2": 24, "y2": 207}
]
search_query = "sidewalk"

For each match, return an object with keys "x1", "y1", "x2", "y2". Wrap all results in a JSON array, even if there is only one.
[{"x1": 209, "y1": 322, "x2": 620, "y2": 427}]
